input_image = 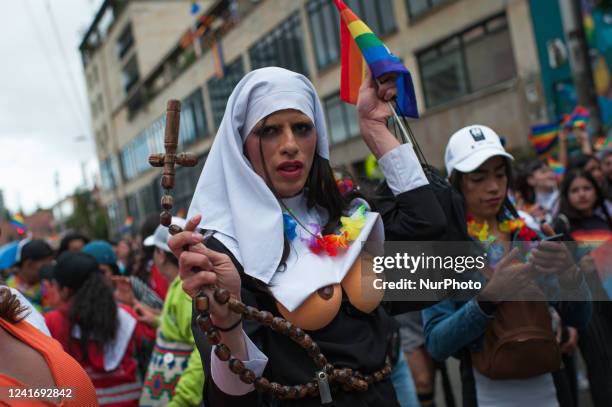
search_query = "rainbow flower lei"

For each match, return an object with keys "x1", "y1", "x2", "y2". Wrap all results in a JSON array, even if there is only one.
[
  {"x1": 467, "y1": 215, "x2": 537, "y2": 267},
  {"x1": 283, "y1": 204, "x2": 367, "y2": 256},
  {"x1": 467, "y1": 216, "x2": 537, "y2": 242}
]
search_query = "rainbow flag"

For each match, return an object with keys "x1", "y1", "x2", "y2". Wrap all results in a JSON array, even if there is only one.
[
  {"x1": 211, "y1": 39, "x2": 225, "y2": 79},
  {"x1": 547, "y1": 157, "x2": 565, "y2": 179},
  {"x1": 563, "y1": 105, "x2": 590, "y2": 129},
  {"x1": 10, "y1": 214, "x2": 27, "y2": 235},
  {"x1": 529, "y1": 123, "x2": 559, "y2": 157},
  {"x1": 121, "y1": 216, "x2": 134, "y2": 234},
  {"x1": 334, "y1": 0, "x2": 418, "y2": 118}
]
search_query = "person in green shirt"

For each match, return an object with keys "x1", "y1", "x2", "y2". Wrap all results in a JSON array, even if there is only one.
[{"x1": 138, "y1": 217, "x2": 204, "y2": 407}]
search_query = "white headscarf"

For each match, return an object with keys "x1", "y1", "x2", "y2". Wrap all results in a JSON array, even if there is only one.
[{"x1": 188, "y1": 67, "x2": 383, "y2": 310}]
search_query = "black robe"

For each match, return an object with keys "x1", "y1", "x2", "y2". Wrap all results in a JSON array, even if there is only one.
[{"x1": 191, "y1": 185, "x2": 446, "y2": 406}]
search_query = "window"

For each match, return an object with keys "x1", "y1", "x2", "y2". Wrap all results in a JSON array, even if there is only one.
[
  {"x1": 417, "y1": 14, "x2": 516, "y2": 108},
  {"x1": 100, "y1": 155, "x2": 121, "y2": 191},
  {"x1": 323, "y1": 93, "x2": 360, "y2": 145},
  {"x1": 121, "y1": 55, "x2": 140, "y2": 93},
  {"x1": 406, "y1": 0, "x2": 451, "y2": 19},
  {"x1": 116, "y1": 24, "x2": 134, "y2": 59},
  {"x1": 207, "y1": 58, "x2": 245, "y2": 128},
  {"x1": 249, "y1": 13, "x2": 309, "y2": 76},
  {"x1": 307, "y1": 0, "x2": 396, "y2": 69},
  {"x1": 181, "y1": 88, "x2": 208, "y2": 144}
]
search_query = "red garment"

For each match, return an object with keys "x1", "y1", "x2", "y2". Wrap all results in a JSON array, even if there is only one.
[
  {"x1": 149, "y1": 264, "x2": 169, "y2": 300},
  {"x1": 45, "y1": 303, "x2": 153, "y2": 407}
]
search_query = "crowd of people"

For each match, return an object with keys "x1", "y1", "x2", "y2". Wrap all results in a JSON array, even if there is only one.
[{"x1": 0, "y1": 66, "x2": 611, "y2": 407}]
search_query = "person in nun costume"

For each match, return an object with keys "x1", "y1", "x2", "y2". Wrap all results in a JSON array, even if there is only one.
[{"x1": 168, "y1": 66, "x2": 446, "y2": 406}]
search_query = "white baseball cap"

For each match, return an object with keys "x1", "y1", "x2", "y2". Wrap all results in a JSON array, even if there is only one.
[
  {"x1": 444, "y1": 125, "x2": 513, "y2": 175},
  {"x1": 143, "y1": 217, "x2": 186, "y2": 253}
]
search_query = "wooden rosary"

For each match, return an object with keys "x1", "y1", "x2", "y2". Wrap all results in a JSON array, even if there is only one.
[{"x1": 149, "y1": 100, "x2": 392, "y2": 404}]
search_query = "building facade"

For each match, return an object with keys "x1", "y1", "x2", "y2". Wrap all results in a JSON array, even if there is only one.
[{"x1": 80, "y1": 0, "x2": 548, "y2": 236}]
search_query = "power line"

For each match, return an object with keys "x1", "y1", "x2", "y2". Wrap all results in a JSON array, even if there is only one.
[
  {"x1": 45, "y1": 0, "x2": 91, "y2": 131},
  {"x1": 22, "y1": 0, "x2": 89, "y2": 137}
]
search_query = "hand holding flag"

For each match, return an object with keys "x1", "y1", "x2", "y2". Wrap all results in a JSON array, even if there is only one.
[{"x1": 334, "y1": 0, "x2": 418, "y2": 118}]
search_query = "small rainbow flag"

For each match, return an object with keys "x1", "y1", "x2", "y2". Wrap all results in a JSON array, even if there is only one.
[
  {"x1": 529, "y1": 123, "x2": 559, "y2": 157},
  {"x1": 563, "y1": 105, "x2": 590, "y2": 129},
  {"x1": 211, "y1": 38, "x2": 225, "y2": 79},
  {"x1": 10, "y1": 214, "x2": 27, "y2": 235},
  {"x1": 334, "y1": 0, "x2": 418, "y2": 118},
  {"x1": 547, "y1": 157, "x2": 565, "y2": 179},
  {"x1": 121, "y1": 216, "x2": 134, "y2": 234}
]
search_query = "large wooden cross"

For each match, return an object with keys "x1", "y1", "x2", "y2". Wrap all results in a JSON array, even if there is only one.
[{"x1": 149, "y1": 99, "x2": 198, "y2": 234}]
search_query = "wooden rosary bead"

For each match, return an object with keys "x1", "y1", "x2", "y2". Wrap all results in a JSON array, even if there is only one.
[
  {"x1": 196, "y1": 314, "x2": 213, "y2": 331},
  {"x1": 306, "y1": 342, "x2": 320, "y2": 357},
  {"x1": 160, "y1": 211, "x2": 172, "y2": 226},
  {"x1": 305, "y1": 382, "x2": 317, "y2": 396},
  {"x1": 214, "y1": 344, "x2": 231, "y2": 361},
  {"x1": 270, "y1": 382, "x2": 285, "y2": 397},
  {"x1": 254, "y1": 377, "x2": 270, "y2": 392},
  {"x1": 161, "y1": 195, "x2": 174, "y2": 210},
  {"x1": 353, "y1": 378, "x2": 368, "y2": 392},
  {"x1": 297, "y1": 384, "x2": 309, "y2": 398},
  {"x1": 228, "y1": 297, "x2": 246, "y2": 314},
  {"x1": 195, "y1": 295, "x2": 209, "y2": 313},
  {"x1": 284, "y1": 385, "x2": 298, "y2": 399},
  {"x1": 206, "y1": 329, "x2": 221, "y2": 345},
  {"x1": 213, "y1": 288, "x2": 230, "y2": 304},
  {"x1": 161, "y1": 174, "x2": 175, "y2": 189},
  {"x1": 289, "y1": 326, "x2": 305, "y2": 340},
  {"x1": 313, "y1": 354, "x2": 327, "y2": 369},
  {"x1": 382, "y1": 364, "x2": 392, "y2": 376},
  {"x1": 245, "y1": 306, "x2": 259, "y2": 320},
  {"x1": 271, "y1": 317, "x2": 284, "y2": 331},
  {"x1": 334, "y1": 369, "x2": 348, "y2": 381},
  {"x1": 299, "y1": 335, "x2": 313, "y2": 349},
  {"x1": 228, "y1": 358, "x2": 246, "y2": 374},
  {"x1": 168, "y1": 224, "x2": 182, "y2": 235},
  {"x1": 277, "y1": 320, "x2": 292, "y2": 335},
  {"x1": 255, "y1": 310, "x2": 273, "y2": 325},
  {"x1": 324, "y1": 364, "x2": 334, "y2": 374},
  {"x1": 239, "y1": 369, "x2": 256, "y2": 384},
  {"x1": 373, "y1": 371, "x2": 383, "y2": 382}
]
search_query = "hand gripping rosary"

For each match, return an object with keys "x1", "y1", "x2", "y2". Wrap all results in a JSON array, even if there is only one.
[{"x1": 149, "y1": 100, "x2": 392, "y2": 404}]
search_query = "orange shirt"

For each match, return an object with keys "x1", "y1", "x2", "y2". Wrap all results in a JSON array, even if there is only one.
[{"x1": 0, "y1": 318, "x2": 98, "y2": 407}]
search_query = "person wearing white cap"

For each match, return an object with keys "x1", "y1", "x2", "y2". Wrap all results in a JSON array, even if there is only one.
[
  {"x1": 422, "y1": 125, "x2": 591, "y2": 407},
  {"x1": 166, "y1": 65, "x2": 446, "y2": 406},
  {"x1": 139, "y1": 217, "x2": 205, "y2": 407}
]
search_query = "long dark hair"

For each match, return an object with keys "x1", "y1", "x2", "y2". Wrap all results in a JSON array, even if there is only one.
[
  {"x1": 514, "y1": 160, "x2": 547, "y2": 206},
  {"x1": 559, "y1": 169, "x2": 612, "y2": 229},
  {"x1": 68, "y1": 272, "x2": 118, "y2": 362},
  {"x1": 448, "y1": 157, "x2": 518, "y2": 219}
]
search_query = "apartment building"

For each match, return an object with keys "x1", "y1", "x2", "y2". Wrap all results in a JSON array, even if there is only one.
[{"x1": 80, "y1": 0, "x2": 547, "y2": 236}]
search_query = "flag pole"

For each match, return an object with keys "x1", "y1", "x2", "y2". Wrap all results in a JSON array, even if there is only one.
[
  {"x1": 386, "y1": 101, "x2": 412, "y2": 147},
  {"x1": 375, "y1": 77, "x2": 414, "y2": 147}
]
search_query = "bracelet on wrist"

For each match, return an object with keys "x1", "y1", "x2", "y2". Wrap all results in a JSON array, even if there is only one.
[{"x1": 213, "y1": 316, "x2": 243, "y2": 332}]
